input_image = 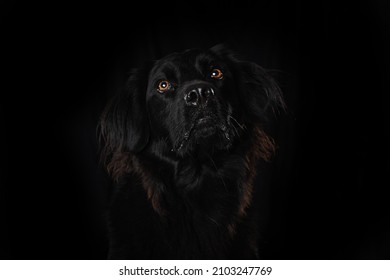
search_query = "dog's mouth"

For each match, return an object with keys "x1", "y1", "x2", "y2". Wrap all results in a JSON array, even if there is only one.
[
  {"x1": 194, "y1": 116, "x2": 218, "y2": 132},
  {"x1": 196, "y1": 116, "x2": 213, "y2": 125},
  {"x1": 173, "y1": 114, "x2": 234, "y2": 153}
]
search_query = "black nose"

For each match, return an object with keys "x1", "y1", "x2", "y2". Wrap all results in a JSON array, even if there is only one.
[{"x1": 184, "y1": 86, "x2": 215, "y2": 107}]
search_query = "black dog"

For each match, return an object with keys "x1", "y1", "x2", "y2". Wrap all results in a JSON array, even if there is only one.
[{"x1": 99, "y1": 45, "x2": 283, "y2": 259}]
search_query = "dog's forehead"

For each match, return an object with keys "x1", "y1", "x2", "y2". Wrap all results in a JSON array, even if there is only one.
[{"x1": 151, "y1": 49, "x2": 216, "y2": 77}]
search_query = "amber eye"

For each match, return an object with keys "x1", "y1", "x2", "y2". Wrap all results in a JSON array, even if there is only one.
[
  {"x1": 157, "y1": 80, "x2": 171, "y2": 93},
  {"x1": 210, "y1": 68, "x2": 223, "y2": 79}
]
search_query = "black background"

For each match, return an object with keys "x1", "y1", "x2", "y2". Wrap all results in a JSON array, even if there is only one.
[{"x1": 1, "y1": 1, "x2": 389, "y2": 259}]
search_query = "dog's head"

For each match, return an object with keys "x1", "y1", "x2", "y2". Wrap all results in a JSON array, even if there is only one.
[{"x1": 100, "y1": 45, "x2": 283, "y2": 179}]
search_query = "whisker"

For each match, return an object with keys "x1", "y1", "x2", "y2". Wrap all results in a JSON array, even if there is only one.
[
  {"x1": 228, "y1": 115, "x2": 245, "y2": 131},
  {"x1": 230, "y1": 121, "x2": 239, "y2": 137}
]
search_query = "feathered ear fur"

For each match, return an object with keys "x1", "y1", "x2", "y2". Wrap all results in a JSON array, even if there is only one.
[
  {"x1": 236, "y1": 61, "x2": 285, "y2": 120},
  {"x1": 210, "y1": 44, "x2": 284, "y2": 120},
  {"x1": 99, "y1": 68, "x2": 150, "y2": 180}
]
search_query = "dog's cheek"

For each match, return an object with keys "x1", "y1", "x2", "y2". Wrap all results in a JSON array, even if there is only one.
[
  {"x1": 167, "y1": 101, "x2": 187, "y2": 139},
  {"x1": 147, "y1": 97, "x2": 185, "y2": 146},
  {"x1": 147, "y1": 97, "x2": 171, "y2": 137},
  {"x1": 222, "y1": 79, "x2": 242, "y2": 112}
]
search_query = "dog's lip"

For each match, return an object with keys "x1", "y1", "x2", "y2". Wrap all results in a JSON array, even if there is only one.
[
  {"x1": 173, "y1": 116, "x2": 231, "y2": 152},
  {"x1": 196, "y1": 116, "x2": 213, "y2": 125}
]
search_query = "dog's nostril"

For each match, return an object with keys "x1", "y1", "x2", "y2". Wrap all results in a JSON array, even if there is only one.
[
  {"x1": 203, "y1": 87, "x2": 214, "y2": 98},
  {"x1": 185, "y1": 89, "x2": 199, "y2": 105}
]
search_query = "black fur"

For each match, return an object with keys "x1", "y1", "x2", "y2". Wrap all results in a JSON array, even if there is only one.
[{"x1": 99, "y1": 45, "x2": 283, "y2": 259}]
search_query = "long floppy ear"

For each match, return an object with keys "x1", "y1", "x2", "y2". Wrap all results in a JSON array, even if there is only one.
[
  {"x1": 99, "y1": 67, "x2": 150, "y2": 180},
  {"x1": 210, "y1": 44, "x2": 284, "y2": 120},
  {"x1": 236, "y1": 61, "x2": 284, "y2": 120},
  {"x1": 235, "y1": 59, "x2": 285, "y2": 161}
]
